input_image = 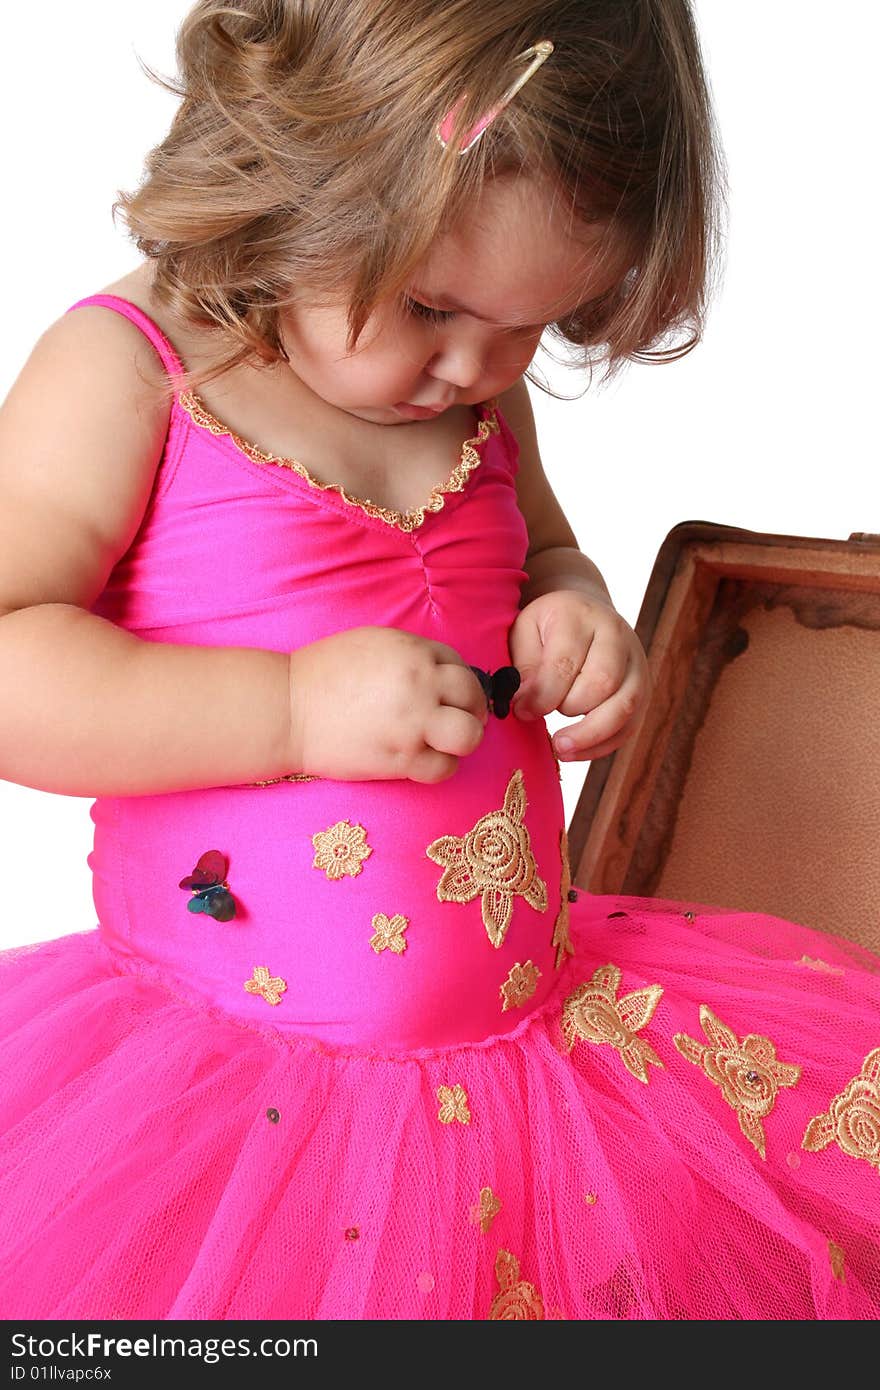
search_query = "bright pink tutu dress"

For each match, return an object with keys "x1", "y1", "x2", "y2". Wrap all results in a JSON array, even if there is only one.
[{"x1": 1, "y1": 294, "x2": 878, "y2": 1321}]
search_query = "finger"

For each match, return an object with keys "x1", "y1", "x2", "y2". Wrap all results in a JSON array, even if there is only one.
[
  {"x1": 557, "y1": 631, "x2": 633, "y2": 719},
  {"x1": 425, "y1": 637, "x2": 470, "y2": 668},
  {"x1": 515, "y1": 633, "x2": 599, "y2": 720},
  {"x1": 553, "y1": 715, "x2": 640, "y2": 763},
  {"x1": 507, "y1": 613, "x2": 545, "y2": 719},
  {"x1": 437, "y1": 663, "x2": 490, "y2": 725},
  {"x1": 552, "y1": 664, "x2": 644, "y2": 760},
  {"x1": 425, "y1": 704, "x2": 485, "y2": 758},
  {"x1": 409, "y1": 747, "x2": 460, "y2": 784}
]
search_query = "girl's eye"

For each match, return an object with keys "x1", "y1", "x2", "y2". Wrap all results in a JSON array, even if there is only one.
[{"x1": 404, "y1": 296, "x2": 456, "y2": 325}]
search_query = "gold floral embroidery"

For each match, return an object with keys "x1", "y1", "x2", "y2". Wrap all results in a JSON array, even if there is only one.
[
  {"x1": 437, "y1": 1084, "x2": 471, "y2": 1124},
  {"x1": 426, "y1": 769, "x2": 547, "y2": 948},
  {"x1": 470, "y1": 1186, "x2": 502, "y2": 1234},
  {"x1": 179, "y1": 390, "x2": 499, "y2": 534},
  {"x1": 500, "y1": 960, "x2": 541, "y2": 1012},
  {"x1": 370, "y1": 912, "x2": 409, "y2": 955},
  {"x1": 828, "y1": 1241, "x2": 846, "y2": 1283},
  {"x1": 243, "y1": 965, "x2": 287, "y2": 1006},
  {"x1": 674, "y1": 1006, "x2": 802, "y2": 1159},
  {"x1": 551, "y1": 827, "x2": 575, "y2": 970},
  {"x1": 562, "y1": 964, "x2": 664, "y2": 1084},
  {"x1": 584, "y1": 1193, "x2": 598, "y2": 1205},
  {"x1": 247, "y1": 774, "x2": 317, "y2": 786},
  {"x1": 801, "y1": 1048, "x2": 880, "y2": 1173},
  {"x1": 545, "y1": 725, "x2": 562, "y2": 781},
  {"x1": 799, "y1": 955, "x2": 844, "y2": 976},
  {"x1": 488, "y1": 1250, "x2": 545, "y2": 1320},
  {"x1": 311, "y1": 819, "x2": 372, "y2": 880}
]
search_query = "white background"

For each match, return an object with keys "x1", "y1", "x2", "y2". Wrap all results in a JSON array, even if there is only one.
[{"x1": 1, "y1": 3, "x2": 876, "y2": 948}]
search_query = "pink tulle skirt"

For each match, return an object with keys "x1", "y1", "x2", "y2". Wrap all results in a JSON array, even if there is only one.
[{"x1": 1, "y1": 894, "x2": 878, "y2": 1320}]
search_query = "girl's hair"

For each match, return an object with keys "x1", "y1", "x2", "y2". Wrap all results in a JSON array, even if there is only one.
[{"x1": 116, "y1": 0, "x2": 725, "y2": 390}]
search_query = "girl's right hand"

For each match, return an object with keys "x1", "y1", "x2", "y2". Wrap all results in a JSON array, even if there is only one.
[{"x1": 287, "y1": 626, "x2": 489, "y2": 783}]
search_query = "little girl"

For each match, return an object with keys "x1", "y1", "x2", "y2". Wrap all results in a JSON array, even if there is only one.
[{"x1": 1, "y1": 0, "x2": 878, "y2": 1321}]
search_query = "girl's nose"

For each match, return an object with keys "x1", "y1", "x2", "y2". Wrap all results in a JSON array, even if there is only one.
[{"x1": 425, "y1": 341, "x2": 484, "y2": 390}]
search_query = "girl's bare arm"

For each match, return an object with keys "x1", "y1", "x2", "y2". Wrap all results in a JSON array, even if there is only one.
[{"x1": 0, "y1": 309, "x2": 294, "y2": 797}]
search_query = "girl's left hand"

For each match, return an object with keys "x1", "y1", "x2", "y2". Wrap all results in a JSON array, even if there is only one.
[{"x1": 508, "y1": 590, "x2": 651, "y2": 761}]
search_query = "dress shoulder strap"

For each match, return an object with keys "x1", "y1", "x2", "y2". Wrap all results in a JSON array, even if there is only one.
[
  {"x1": 491, "y1": 402, "x2": 521, "y2": 477},
  {"x1": 65, "y1": 294, "x2": 190, "y2": 504},
  {"x1": 66, "y1": 293, "x2": 186, "y2": 381}
]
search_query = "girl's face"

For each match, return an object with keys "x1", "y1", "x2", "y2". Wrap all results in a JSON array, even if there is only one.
[{"x1": 278, "y1": 176, "x2": 617, "y2": 425}]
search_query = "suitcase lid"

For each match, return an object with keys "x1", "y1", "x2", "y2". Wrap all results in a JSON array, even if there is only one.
[{"x1": 568, "y1": 521, "x2": 880, "y2": 953}]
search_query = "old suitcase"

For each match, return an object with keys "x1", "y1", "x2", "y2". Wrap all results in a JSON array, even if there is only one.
[{"x1": 568, "y1": 521, "x2": 880, "y2": 955}]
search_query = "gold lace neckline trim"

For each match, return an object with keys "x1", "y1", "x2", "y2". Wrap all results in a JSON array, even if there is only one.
[{"x1": 177, "y1": 390, "x2": 500, "y2": 533}]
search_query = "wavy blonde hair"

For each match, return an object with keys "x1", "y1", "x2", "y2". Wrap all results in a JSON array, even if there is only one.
[{"x1": 115, "y1": 0, "x2": 725, "y2": 390}]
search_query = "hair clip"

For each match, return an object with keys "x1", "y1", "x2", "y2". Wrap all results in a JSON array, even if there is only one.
[{"x1": 436, "y1": 39, "x2": 554, "y2": 155}]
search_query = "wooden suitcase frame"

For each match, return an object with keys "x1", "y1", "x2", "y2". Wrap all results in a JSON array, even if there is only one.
[{"x1": 568, "y1": 521, "x2": 880, "y2": 954}]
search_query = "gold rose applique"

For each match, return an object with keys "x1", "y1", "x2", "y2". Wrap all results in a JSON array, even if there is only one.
[
  {"x1": 369, "y1": 912, "x2": 409, "y2": 955},
  {"x1": 500, "y1": 960, "x2": 541, "y2": 1012},
  {"x1": 425, "y1": 769, "x2": 547, "y2": 948},
  {"x1": 551, "y1": 827, "x2": 575, "y2": 969},
  {"x1": 437, "y1": 1084, "x2": 471, "y2": 1125},
  {"x1": 801, "y1": 1048, "x2": 880, "y2": 1174},
  {"x1": 243, "y1": 965, "x2": 287, "y2": 1006},
  {"x1": 470, "y1": 1186, "x2": 502, "y2": 1234},
  {"x1": 562, "y1": 964, "x2": 664, "y2": 1084},
  {"x1": 674, "y1": 1006, "x2": 802, "y2": 1159},
  {"x1": 487, "y1": 1249, "x2": 545, "y2": 1320},
  {"x1": 311, "y1": 819, "x2": 372, "y2": 880}
]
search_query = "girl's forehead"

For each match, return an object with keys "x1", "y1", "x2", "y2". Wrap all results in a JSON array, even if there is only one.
[{"x1": 418, "y1": 176, "x2": 617, "y2": 326}]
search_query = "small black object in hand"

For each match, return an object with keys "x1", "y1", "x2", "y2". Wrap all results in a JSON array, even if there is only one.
[{"x1": 468, "y1": 665, "x2": 521, "y2": 720}]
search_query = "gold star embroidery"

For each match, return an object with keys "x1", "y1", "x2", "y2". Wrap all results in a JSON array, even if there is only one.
[
  {"x1": 562, "y1": 964, "x2": 664, "y2": 1084},
  {"x1": 311, "y1": 819, "x2": 372, "y2": 880},
  {"x1": 801, "y1": 1048, "x2": 880, "y2": 1174},
  {"x1": 500, "y1": 960, "x2": 541, "y2": 1012},
  {"x1": 425, "y1": 769, "x2": 547, "y2": 948},
  {"x1": 487, "y1": 1250, "x2": 545, "y2": 1320},
  {"x1": 799, "y1": 955, "x2": 844, "y2": 976},
  {"x1": 828, "y1": 1241, "x2": 846, "y2": 1283},
  {"x1": 369, "y1": 912, "x2": 409, "y2": 955},
  {"x1": 551, "y1": 827, "x2": 575, "y2": 969},
  {"x1": 437, "y1": 1084, "x2": 471, "y2": 1124},
  {"x1": 470, "y1": 1186, "x2": 502, "y2": 1234},
  {"x1": 243, "y1": 965, "x2": 287, "y2": 1006},
  {"x1": 674, "y1": 1006, "x2": 802, "y2": 1159}
]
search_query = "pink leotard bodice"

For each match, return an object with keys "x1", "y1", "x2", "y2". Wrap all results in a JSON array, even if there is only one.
[{"x1": 76, "y1": 295, "x2": 569, "y2": 1054}]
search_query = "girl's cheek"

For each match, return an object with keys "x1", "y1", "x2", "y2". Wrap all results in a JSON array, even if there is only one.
[
  {"x1": 485, "y1": 340, "x2": 542, "y2": 392},
  {"x1": 386, "y1": 324, "x2": 431, "y2": 375}
]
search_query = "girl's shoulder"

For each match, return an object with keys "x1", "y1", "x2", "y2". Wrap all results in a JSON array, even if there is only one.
[
  {"x1": 91, "y1": 263, "x2": 202, "y2": 373},
  {"x1": 0, "y1": 266, "x2": 176, "y2": 621}
]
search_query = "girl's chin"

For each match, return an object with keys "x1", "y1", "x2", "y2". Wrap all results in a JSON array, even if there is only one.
[{"x1": 392, "y1": 401, "x2": 449, "y2": 421}]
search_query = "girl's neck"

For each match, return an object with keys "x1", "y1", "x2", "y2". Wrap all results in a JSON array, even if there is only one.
[{"x1": 96, "y1": 261, "x2": 484, "y2": 517}]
